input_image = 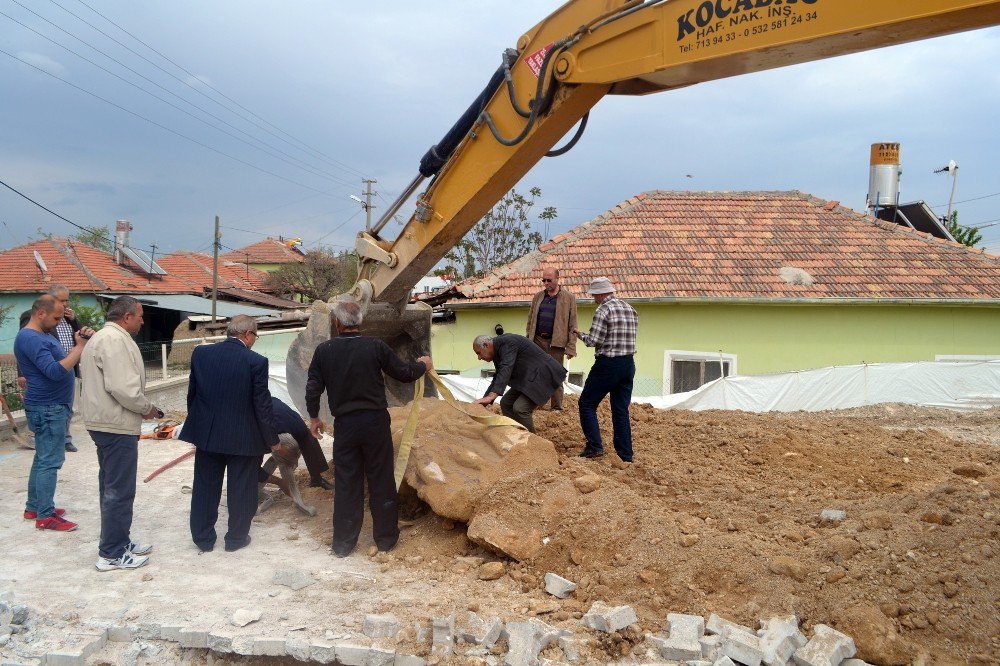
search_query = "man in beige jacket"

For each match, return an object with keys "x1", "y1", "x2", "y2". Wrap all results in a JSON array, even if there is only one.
[
  {"x1": 80, "y1": 296, "x2": 160, "y2": 572},
  {"x1": 525, "y1": 267, "x2": 577, "y2": 410}
]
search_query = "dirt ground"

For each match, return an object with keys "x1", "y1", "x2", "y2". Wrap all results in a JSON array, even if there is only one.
[{"x1": 1, "y1": 399, "x2": 997, "y2": 665}]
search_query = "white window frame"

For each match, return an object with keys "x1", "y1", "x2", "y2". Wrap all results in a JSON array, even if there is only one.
[{"x1": 663, "y1": 350, "x2": 737, "y2": 395}]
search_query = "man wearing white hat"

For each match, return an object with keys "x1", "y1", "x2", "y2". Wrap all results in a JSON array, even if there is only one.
[{"x1": 574, "y1": 277, "x2": 638, "y2": 462}]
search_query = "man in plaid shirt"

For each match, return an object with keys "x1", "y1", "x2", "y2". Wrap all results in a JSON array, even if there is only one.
[
  {"x1": 574, "y1": 277, "x2": 638, "y2": 462},
  {"x1": 48, "y1": 286, "x2": 82, "y2": 453}
]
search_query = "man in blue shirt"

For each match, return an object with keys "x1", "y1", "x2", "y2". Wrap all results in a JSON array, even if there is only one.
[{"x1": 14, "y1": 295, "x2": 94, "y2": 531}]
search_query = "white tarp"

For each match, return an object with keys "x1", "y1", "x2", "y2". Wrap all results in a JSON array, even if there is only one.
[
  {"x1": 659, "y1": 361, "x2": 1000, "y2": 412},
  {"x1": 270, "y1": 360, "x2": 1000, "y2": 414}
]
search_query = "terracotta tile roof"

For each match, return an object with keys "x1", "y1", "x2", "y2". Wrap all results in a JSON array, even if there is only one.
[
  {"x1": 0, "y1": 238, "x2": 194, "y2": 294},
  {"x1": 220, "y1": 238, "x2": 305, "y2": 265},
  {"x1": 0, "y1": 240, "x2": 278, "y2": 300},
  {"x1": 156, "y1": 252, "x2": 272, "y2": 292},
  {"x1": 455, "y1": 191, "x2": 1000, "y2": 304}
]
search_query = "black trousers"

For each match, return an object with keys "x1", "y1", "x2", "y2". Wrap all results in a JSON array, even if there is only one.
[
  {"x1": 332, "y1": 409, "x2": 398, "y2": 555},
  {"x1": 90, "y1": 431, "x2": 138, "y2": 560},
  {"x1": 190, "y1": 449, "x2": 262, "y2": 550}
]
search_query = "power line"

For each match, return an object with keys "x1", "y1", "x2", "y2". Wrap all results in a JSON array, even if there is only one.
[
  {"x1": 0, "y1": 176, "x2": 160, "y2": 256},
  {"x1": 63, "y1": 0, "x2": 372, "y2": 182},
  {"x1": 1, "y1": 48, "x2": 345, "y2": 198},
  {"x1": 2, "y1": 5, "x2": 357, "y2": 191},
  {"x1": 930, "y1": 190, "x2": 1000, "y2": 209}
]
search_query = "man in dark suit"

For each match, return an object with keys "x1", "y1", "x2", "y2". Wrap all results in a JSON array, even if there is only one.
[
  {"x1": 473, "y1": 333, "x2": 568, "y2": 433},
  {"x1": 181, "y1": 315, "x2": 279, "y2": 553}
]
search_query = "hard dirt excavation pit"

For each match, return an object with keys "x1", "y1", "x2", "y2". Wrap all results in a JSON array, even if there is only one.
[{"x1": 0, "y1": 397, "x2": 997, "y2": 665}]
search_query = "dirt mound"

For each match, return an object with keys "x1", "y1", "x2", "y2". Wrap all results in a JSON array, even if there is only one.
[{"x1": 406, "y1": 397, "x2": 998, "y2": 663}]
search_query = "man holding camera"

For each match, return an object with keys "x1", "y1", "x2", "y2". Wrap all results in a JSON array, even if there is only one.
[{"x1": 80, "y1": 296, "x2": 160, "y2": 571}]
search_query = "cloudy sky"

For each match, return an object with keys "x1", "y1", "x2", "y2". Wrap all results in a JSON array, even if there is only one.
[{"x1": 2, "y1": 1, "x2": 999, "y2": 261}]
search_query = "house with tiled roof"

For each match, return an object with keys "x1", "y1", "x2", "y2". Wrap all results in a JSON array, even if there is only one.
[
  {"x1": 0, "y1": 238, "x2": 296, "y2": 353},
  {"x1": 220, "y1": 238, "x2": 305, "y2": 273},
  {"x1": 431, "y1": 190, "x2": 1000, "y2": 396}
]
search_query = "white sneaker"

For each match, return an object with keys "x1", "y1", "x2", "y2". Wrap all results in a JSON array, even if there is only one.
[
  {"x1": 127, "y1": 541, "x2": 153, "y2": 556},
  {"x1": 95, "y1": 551, "x2": 149, "y2": 572}
]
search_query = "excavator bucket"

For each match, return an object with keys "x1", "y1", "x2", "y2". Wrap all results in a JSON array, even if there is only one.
[{"x1": 285, "y1": 297, "x2": 437, "y2": 422}]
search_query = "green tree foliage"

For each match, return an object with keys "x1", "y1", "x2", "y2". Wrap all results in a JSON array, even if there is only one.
[
  {"x1": 69, "y1": 296, "x2": 105, "y2": 330},
  {"x1": 437, "y1": 187, "x2": 557, "y2": 280},
  {"x1": 70, "y1": 225, "x2": 114, "y2": 253},
  {"x1": 264, "y1": 249, "x2": 358, "y2": 303},
  {"x1": 945, "y1": 210, "x2": 981, "y2": 248}
]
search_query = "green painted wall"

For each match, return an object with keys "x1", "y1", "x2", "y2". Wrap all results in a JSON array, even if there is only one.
[
  {"x1": 250, "y1": 262, "x2": 282, "y2": 273},
  {"x1": 0, "y1": 294, "x2": 102, "y2": 355},
  {"x1": 431, "y1": 302, "x2": 1000, "y2": 396}
]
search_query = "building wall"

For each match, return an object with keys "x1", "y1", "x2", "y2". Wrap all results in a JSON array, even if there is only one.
[
  {"x1": 431, "y1": 302, "x2": 1000, "y2": 396},
  {"x1": 0, "y1": 294, "x2": 102, "y2": 355},
  {"x1": 250, "y1": 262, "x2": 283, "y2": 274}
]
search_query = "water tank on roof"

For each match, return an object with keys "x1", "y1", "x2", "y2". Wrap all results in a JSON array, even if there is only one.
[{"x1": 867, "y1": 142, "x2": 901, "y2": 210}]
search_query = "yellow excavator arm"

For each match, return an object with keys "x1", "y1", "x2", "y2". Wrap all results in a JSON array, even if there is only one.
[{"x1": 356, "y1": 0, "x2": 1000, "y2": 305}]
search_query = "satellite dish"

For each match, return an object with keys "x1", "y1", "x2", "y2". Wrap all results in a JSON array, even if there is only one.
[{"x1": 33, "y1": 250, "x2": 48, "y2": 273}]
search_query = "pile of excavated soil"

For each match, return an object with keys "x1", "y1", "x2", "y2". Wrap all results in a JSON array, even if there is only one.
[{"x1": 299, "y1": 399, "x2": 999, "y2": 664}]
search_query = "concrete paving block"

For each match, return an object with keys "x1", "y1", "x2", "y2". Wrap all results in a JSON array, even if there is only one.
[
  {"x1": 667, "y1": 613, "x2": 705, "y2": 641},
  {"x1": 107, "y1": 625, "x2": 133, "y2": 643},
  {"x1": 42, "y1": 652, "x2": 85, "y2": 666},
  {"x1": 252, "y1": 637, "x2": 288, "y2": 657},
  {"x1": 721, "y1": 627, "x2": 765, "y2": 666},
  {"x1": 706, "y1": 614, "x2": 755, "y2": 637},
  {"x1": 393, "y1": 654, "x2": 426, "y2": 666},
  {"x1": 336, "y1": 643, "x2": 373, "y2": 666},
  {"x1": 208, "y1": 631, "x2": 235, "y2": 654},
  {"x1": 286, "y1": 634, "x2": 312, "y2": 661},
  {"x1": 543, "y1": 573, "x2": 577, "y2": 599},
  {"x1": 159, "y1": 625, "x2": 183, "y2": 642},
  {"x1": 558, "y1": 635, "x2": 586, "y2": 662},
  {"x1": 432, "y1": 614, "x2": 456, "y2": 656},
  {"x1": 310, "y1": 639, "x2": 338, "y2": 664},
  {"x1": 231, "y1": 636, "x2": 255, "y2": 655},
  {"x1": 791, "y1": 624, "x2": 855, "y2": 666},
  {"x1": 649, "y1": 633, "x2": 701, "y2": 661},
  {"x1": 505, "y1": 619, "x2": 564, "y2": 666},
  {"x1": 178, "y1": 628, "x2": 210, "y2": 649},
  {"x1": 461, "y1": 612, "x2": 504, "y2": 648},
  {"x1": 714, "y1": 657, "x2": 736, "y2": 666},
  {"x1": 368, "y1": 646, "x2": 395, "y2": 665},
  {"x1": 75, "y1": 630, "x2": 108, "y2": 658},
  {"x1": 364, "y1": 613, "x2": 401, "y2": 640},
  {"x1": 700, "y1": 634, "x2": 721, "y2": 659},
  {"x1": 759, "y1": 616, "x2": 807, "y2": 666},
  {"x1": 580, "y1": 602, "x2": 638, "y2": 633},
  {"x1": 841, "y1": 660, "x2": 872, "y2": 666}
]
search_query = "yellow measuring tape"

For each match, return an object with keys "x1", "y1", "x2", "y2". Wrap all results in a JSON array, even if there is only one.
[{"x1": 394, "y1": 369, "x2": 526, "y2": 489}]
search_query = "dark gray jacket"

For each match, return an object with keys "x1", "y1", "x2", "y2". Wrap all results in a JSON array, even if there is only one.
[{"x1": 485, "y1": 334, "x2": 567, "y2": 406}]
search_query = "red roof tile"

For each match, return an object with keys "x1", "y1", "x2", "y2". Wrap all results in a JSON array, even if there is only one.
[
  {"x1": 0, "y1": 239, "x2": 277, "y2": 297},
  {"x1": 455, "y1": 191, "x2": 1000, "y2": 304},
  {"x1": 220, "y1": 238, "x2": 305, "y2": 265}
]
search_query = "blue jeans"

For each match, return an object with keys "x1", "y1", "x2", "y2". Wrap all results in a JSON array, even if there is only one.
[
  {"x1": 579, "y1": 355, "x2": 635, "y2": 461},
  {"x1": 90, "y1": 431, "x2": 138, "y2": 559},
  {"x1": 25, "y1": 404, "x2": 71, "y2": 519}
]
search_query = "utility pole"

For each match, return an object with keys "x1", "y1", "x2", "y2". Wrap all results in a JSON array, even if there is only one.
[
  {"x1": 212, "y1": 215, "x2": 220, "y2": 323},
  {"x1": 362, "y1": 179, "x2": 377, "y2": 232}
]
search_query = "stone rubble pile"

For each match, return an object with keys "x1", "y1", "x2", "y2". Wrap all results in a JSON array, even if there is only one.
[{"x1": 0, "y1": 576, "x2": 870, "y2": 666}]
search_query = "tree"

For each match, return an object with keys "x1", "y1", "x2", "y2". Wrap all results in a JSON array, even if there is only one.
[
  {"x1": 69, "y1": 296, "x2": 105, "y2": 330},
  {"x1": 71, "y1": 225, "x2": 114, "y2": 253},
  {"x1": 437, "y1": 186, "x2": 556, "y2": 280},
  {"x1": 264, "y1": 249, "x2": 357, "y2": 303},
  {"x1": 945, "y1": 210, "x2": 981, "y2": 248}
]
